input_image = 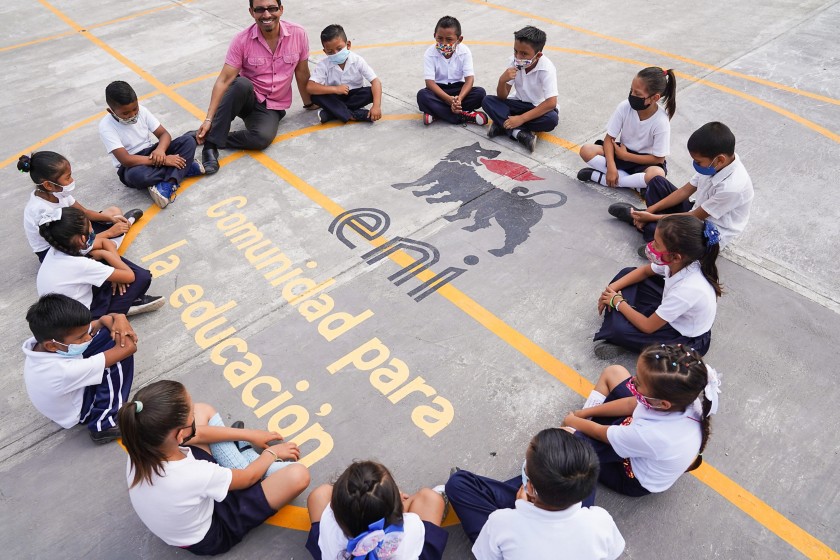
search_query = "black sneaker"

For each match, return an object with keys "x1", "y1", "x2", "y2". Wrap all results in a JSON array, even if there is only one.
[
  {"x1": 90, "y1": 426, "x2": 121, "y2": 444},
  {"x1": 127, "y1": 295, "x2": 165, "y2": 316},
  {"x1": 637, "y1": 244, "x2": 648, "y2": 259},
  {"x1": 608, "y1": 202, "x2": 642, "y2": 225},
  {"x1": 517, "y1": 130, "x2": 537, "y2": 152},
  {"x1": 594, "y1": 341, "x2": 623, "y2": 361},
  {"x1": 351, "y1": 108, "x2": 371, "y2": 122},
  {"x1": 202, "y1": 144, "x2": 219, "y2": 175},
  {"x1": 487, "y1": 122, "x2": 503, "y2": 138},
  {"x1": 124, "y1": 208, "x2": 144, "y2": 225}
]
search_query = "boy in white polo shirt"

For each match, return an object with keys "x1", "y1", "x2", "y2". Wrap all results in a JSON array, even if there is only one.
[
  {"x1": 611, "y1": 122, "x2": 754, "y2": 250},
  {"x1": 446, "y1": 428, "x2": 625, "y2": 560},
  {"x1": 417, "y1": 15, "x2": 487, "y2": 126},
  {"x1": 482, "y1": 26, "x2": 559, "y2": 153},
  {"x1": 22, "y1": 294, "x2": 137, "y2": 444},
  {"x1": 99, "y1": 81, "x2": 204, "y2": 209},
  {"x1": 307, "y1": 24, "x2": 382, "y2": 124}
]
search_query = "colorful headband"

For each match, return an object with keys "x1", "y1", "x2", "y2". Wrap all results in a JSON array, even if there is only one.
[
  {"x1": 346, "y1": 518, "x2": 404, "y2": 559},
  {"x1": 703, "y1": 221, "x2": 721, "y2": 248},
  {"x1": 38, "y1": 208, "x2": 62, "y2": 226},
  {"x1": 134, "y1": 401, "x2": 143, "y2": 413},
  {"x1": 703, "y1": 365, "x2": 721, "y2": 416}
]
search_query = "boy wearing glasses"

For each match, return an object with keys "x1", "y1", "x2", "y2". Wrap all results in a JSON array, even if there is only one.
[
  {"x1": 197, "y1": 0, "x2": 313, "y2": 174},
  {"x1": 21, "y1": 294, "x2": 137, "y2": 444}
]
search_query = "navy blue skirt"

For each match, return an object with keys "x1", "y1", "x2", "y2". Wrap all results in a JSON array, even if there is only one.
[
  {"x1": 305, "y1": 520, "x2": 448, "y2": 560},
  {"x1": 595, "y1": 139, "x2": 667, "y2": 175},
  {"x1": 184, "y1": 447, "x2": 277, "y2": 556}
]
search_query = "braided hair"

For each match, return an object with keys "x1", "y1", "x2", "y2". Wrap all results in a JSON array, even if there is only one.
[
  {"x1": 331, "y1": 461, "x2": 403, "y2": 538},
  {"x1": 639, "y1": 344, "x2": 712, "y2": 469},
  {"x1": 39, "y1": 206, "x2": 87, "y2": 256}
]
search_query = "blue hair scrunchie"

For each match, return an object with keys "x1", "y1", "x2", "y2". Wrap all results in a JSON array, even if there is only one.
[
  {"x1": 703, "y1": 221, "x2": 721, "y2": 248},
  {"x1": 345, "y1": 518, "x2": 405, "y2": 559}
]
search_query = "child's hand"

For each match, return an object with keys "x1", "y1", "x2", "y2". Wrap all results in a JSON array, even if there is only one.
[
  {"x1": 562, "y1": 412, "x2": 580, "y2": 428},
  {"x1": 503, "y1": 115, "x2": 526, "y2": 130},
  {"x1": 268, "y1": 441, "x2": 300, "y2": 461},
  {"x1": 334, "y1": 84, "x2": 350, "y2": 95},
  {"x1": 598, "y1": 287, "x2": 620, "y2": 315},
  {"x1": 150, "y1": 148, "x2": 167, "y2": 167},
  {"x1": 605, "y1": 168, "x2": 619, "y2": 187},
  {"x1": 613, "y1": 142, "x2": 629, "y2": 160},
  {"x1": 502, "y1": 67, "x2": 517, "y2": 83},
  {"x1": 105, "y1": 220, "x2": 130, "y2": 238},
  {"x1": 112, "y1": 282, "x2": 130, "y2": 296},
  {"x1": 369, "y1": 106, "x2": 382, "y2": 121},
  {"x1": 630, "y1": 209, "x2": 656, "y2": 226},
  {"x1": 164, "y1": 154, "x2": 187, "y2": 169},
  {"x1": 110, "y1": 314, "x2": 138, "y2": 347},
  {"x1": 249, "y1": 430, "x2": 285, "y2": 449}
]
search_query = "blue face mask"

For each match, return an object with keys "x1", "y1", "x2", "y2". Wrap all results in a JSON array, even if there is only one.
[
  {"x1": 327, "y1": 47, "x2": 350, "y2": 65},
  {"x1": 80, "y1": 229, "x2": 95, "y2": 255},
  {"x1": 53, "y1": 324, "x2": 93, "y2": 357},
  {"x1": 693, "y1": 160, "x2": 718, "y2": 176}
]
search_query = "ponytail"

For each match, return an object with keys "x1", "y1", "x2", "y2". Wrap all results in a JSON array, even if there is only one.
[
  {"x1": 39, "y1": 206, "x2": 87, "y2": 256},
  {"x1": 17, "y1": 151, "x2": 69, "y2": 186},
  {"x1": 117, "y1": 380, "x2": 190, "y2": 487},
  {"x1": 636, "y1": 67, "x2": 677, "y2": 120},
  {"x1": 658, "y1": 215, "x2": 723, "y2": 297},
  {"x1": 662, "y1": 68, "x2": 677, "y2": 120}
]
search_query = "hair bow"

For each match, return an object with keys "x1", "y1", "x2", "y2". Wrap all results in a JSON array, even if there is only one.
[
  {"x1": 703, "y1": 365, "x2": 721, "y2": 416},
  {"x1": 703, "y1": 221, "x2": 721, "y2": 248},
  {"x1": 38, "y1": 208, "x2": 63, "y2": 226},
  {"x1": 346, "y1": 518, "x2": 404, "y2": 559}
]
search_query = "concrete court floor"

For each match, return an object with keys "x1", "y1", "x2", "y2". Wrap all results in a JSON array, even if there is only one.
[{"x1": 0, "y1": 0, "x2": 838, "y2": 558}]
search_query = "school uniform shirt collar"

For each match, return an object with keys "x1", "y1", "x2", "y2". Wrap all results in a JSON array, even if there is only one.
[
  {"x1": 515, "y1": 499, "x2": 583, "y2": 520},
  {"x1": 710, "y1": 154, "x2": 741, "y2": 186},
  {"x1": 662, "y1": 260, "x2": 701, "y2": 282}
]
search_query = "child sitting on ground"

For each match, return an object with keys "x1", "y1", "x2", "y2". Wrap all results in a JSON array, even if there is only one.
[
  {"x1": 307, "y1": 24, "x2": 382, "y2": 124},
  {"x1": 98, "y1": 80, "x2": 204, "y2": 209},
  {"x1": 417, "y1": 15, "x2": 487, "y2": 126},
  {"x1": 18, "y1": 151, "x2": 142, "y2": 262},
  {"x1": 482, "y1": 26, "x2": 559, "y2": 153},
  {"x1": 22, "y1": 294, "x2": 137, "y2": 444},
  {"x1": 609, "y1": 122, "x2": 754, "y2": 250},
  {"x1": 564, "y1": 344, "x2": 720, "y2": 497},
  {"x1": 119, "y1": 380, "x2": 309, "y2": 555},
  {"x1": 446, "y1": 428, "x2": 625, "y2": 559},
  {"x1": 305, "y1": 460, "x2": 449, "y2": 559}
]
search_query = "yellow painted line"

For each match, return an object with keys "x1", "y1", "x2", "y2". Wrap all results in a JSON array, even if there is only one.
[
  {"x1": 470, "y1": 0, "x2": 840, "y2": 107},
  {"x1": 0, "y1": 30, "x2": 75, "y2": 53}
]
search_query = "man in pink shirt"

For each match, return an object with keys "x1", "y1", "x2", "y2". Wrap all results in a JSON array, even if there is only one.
[{"x1": 196, "y1": 0, "x2": 314, "y2": 174}]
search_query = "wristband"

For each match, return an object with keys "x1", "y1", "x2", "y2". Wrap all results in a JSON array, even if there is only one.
[
  {"x1": 609, "y1": 294, "x2": 618, "y2": 309},
  {"x1": 263, "y1": 448, "x2": 278, "y2": 461},
  {"x1": 203, "y1": 118, "x2": 211, "y2": 122},
  {"x1": 615, "y1": 300, "x2": 623, "y2": 310}
]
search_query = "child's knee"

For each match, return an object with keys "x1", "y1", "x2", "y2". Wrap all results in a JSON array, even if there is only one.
[
  {"x1": 194, "y1": 403, "x2": 217, "y2": 424},
  {"x1": 415, "y1": 487, "x2": 444, "y2": 508},
  {"x1": 601, "y1": 364, "x2": 632, "y2": 387},
  {"x1": 579, "y1": 144, "x2": 601, "y2": 162},
  {"x1": 103, "y1": 206, "x2": 122, "y2": 216},
  {"x1": 307, "y1": 483, "x2": 332, "y2": 507},
  {"x1": 644, "y1": 166, "x2": 666, "y2": 183},
  {"x1": 285, "y1": 463, "x2": 311, "y2": 491}
]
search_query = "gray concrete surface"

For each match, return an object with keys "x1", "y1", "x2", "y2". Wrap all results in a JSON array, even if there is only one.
[{"x1": 1, "y1": 0, "x2": 838, "y2": 558}]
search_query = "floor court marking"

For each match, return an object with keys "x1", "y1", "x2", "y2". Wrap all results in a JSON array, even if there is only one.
[
  {"x1": 469, "y1": 0, "x2": 840, "y2": 107},
  {"x1": 29, "y1": 3, "x2": 840, "y2": 556}
]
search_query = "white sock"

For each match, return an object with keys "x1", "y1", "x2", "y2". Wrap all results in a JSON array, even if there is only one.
[
  {"x1": 618, "y1": 172, "x2": 648, "y2": 190},
  {"x1": 587, "y1": 155, "x2": 608, "y2": 173},
  {"x1": 583, "y1": 390, "x2": 607, "y2": 409},
  {"x1": 511, "y1": 128, "x2": 521, "y2": 139}
]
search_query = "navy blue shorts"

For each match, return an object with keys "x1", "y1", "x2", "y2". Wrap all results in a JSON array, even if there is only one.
[
  {"x1": 305, "y1": 520, "x2": 448, "y2": 560},
  {"x1": 184, "y1": 447, "x2": 277, "y2": 556}
]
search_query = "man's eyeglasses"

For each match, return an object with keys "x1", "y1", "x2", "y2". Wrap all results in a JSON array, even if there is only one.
[{"x1": 253, "y1": 6, "x2": 280, "y2": 14}]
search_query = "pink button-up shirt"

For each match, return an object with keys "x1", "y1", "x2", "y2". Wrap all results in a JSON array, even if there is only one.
[{"x1": 224, "y1": 21, "x2": 309, "y2": 110}]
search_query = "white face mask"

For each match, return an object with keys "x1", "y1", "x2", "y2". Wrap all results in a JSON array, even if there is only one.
[{"x1": 42, "y1": 180, "x2": 75, "y2": 199}]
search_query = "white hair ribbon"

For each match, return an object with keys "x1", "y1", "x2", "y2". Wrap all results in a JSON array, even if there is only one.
[
  {"x1": 38, "y1": 208, "x2": 63, "y2": 226},
  {"x1": 703, "y1": 364, "x2": 721, "y2": 416}
]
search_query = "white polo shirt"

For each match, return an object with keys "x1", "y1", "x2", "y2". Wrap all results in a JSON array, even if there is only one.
[
  {"x1": 317, "y1": 504, "x2": 426, "y2": 559},
  {"x1": 37, "y1": 248, "x2": 114, "y2": 309},
  {"x1": 128, "y1": 447, "x2": 233, "y2": 547},
  {"x1": 423, "y1": 44, "x2": 475, "y2": 84},
  {"x1": 311, "y1": 51, "x2": 377, "y2": 90},
  {"x1": 507, "y1": 55, "x2": 558, "y2": 106},
  {"x1": 99, "y1": 105, "x2": 160, "y2": 168},
  {"x1": 473, "y1": 501, "x2": 625, "y2": 560},
  {"x1": 23, "y1": 192, "x2": 75, "y2": 253},
  {"x1": 22, "y1": 337, "x2": 107, "y2": 428},
  {"x1": 651, "y1": 261, "x2": 717, "y2": 337},
  {"x1": 606, "y1": 99, "x2": 670, "y2": 157},
  {"x1": 607, "y1": 401, "x2": 702, "y2": 492},
  {"x1": 690, "y1": 154, "x2": 754, "y2": 247}
]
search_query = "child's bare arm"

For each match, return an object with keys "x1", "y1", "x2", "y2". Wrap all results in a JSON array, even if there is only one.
[
  {"x1": 496, "y1": 68, "x2": 516, "y2": 98},
  {"x1": 562, "y1": 413, "x2": 610, "y2": 442},
  {"x1": 426, "y1": 80, "x2": 455, "y2": 105},
  {"x1": 370, "y1": 78, "x2": 382, "y2": 121},
  {"x1": 306, "y1": 80, "x2": 349, "y2": 96},
  {"x1": 502, "y1": 96, "x2": 556, "y2": 130}
]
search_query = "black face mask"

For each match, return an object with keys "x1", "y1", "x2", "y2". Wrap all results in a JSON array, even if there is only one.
[{"x1": 628, "y1": 93, "x2": 650, "y2": 111}]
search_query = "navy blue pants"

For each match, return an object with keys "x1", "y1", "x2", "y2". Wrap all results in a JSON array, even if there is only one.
[
  {"x1": 118, "y1": 134, "x2": 197, "y2": 189},
  {"x1": 79, "y1": 329, "x2": 134, "y2": 433},
  {"x1": 206, "y1": 77, "x2": 285, "y2": 151},
  {"x1": 89, "y1": 257, "x2": 152, "y2": 319},
  {"x1": 311, "y1": 87, "x2": 373, "y2": 123},
  {"x1": 417, "y1": 82, "x2": 486, "y2": 124},
  {"x1": 641, "y1": 176, "x2": 693, "y2": 242},
  {"x1": 575, "y1": 380, "x2": 651, "y2": 498},
  {"x1": 594, "y1": 267, "x2": 712, "y2": 354},
  {"x1": 481, "y1": 96, "x2": 559, "y2": 133}
]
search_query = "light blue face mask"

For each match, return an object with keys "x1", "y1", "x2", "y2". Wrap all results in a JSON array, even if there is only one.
[
  {"x1": 53, "y1": 324, "x2": 93, "y2": 357},
  {"x1": 693, "y1": 160, "x2": 718, "y2": 176},
  {"x1": 79, "y1": 229, "x2": 96, "y2": 256},
  {"x1": 327, "y1": 47, "x2": 350, "y2": 65}
]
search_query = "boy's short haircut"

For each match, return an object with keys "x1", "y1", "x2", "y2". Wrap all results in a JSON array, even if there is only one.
[
  {"x1": 26, "y1": 294, "x2": 92, "y2": 343},
  {"x1": 687, "y1": 122, "x2": 736, "y2": 158},
  {"x1": 320, "y1": 24, "x2": 347, "y2": 44},
  {"x1": 527, "y1": 428, "x2": 599, "y2": 510},
  {"x1": 105, "y1": 80, "x2": 138, "y2": 107},
  {"x1": 514, "y1": 26, "x2": 547, "y2": 53},
  {"x1": 435, "y1": 16, "x2": 461, "y2": 36}
]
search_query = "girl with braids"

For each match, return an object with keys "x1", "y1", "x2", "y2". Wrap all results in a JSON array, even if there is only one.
[
  {"x1": 577, "y1": 66, "x2": 677, "y2": 191},
  {"x1": 594, "y1": 214, "x2": 721, "y2": 358},
  {"x1": 18, "y1": 151, "x2": 142, "y2": 262},
  {"x1": 305, "y1": 461, "x2": 449, "y2": 560},
  {"x1": 118, "y1": 380, "x2": 309, "y2": 555},
  {"x1": 36, "y1": 206, "x2": 163, "y2": 318},
  {"x1": 563, "y1": 344, "x2": 721, "y2": 497}
]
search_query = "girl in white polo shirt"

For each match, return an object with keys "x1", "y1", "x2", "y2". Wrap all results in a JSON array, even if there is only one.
[
  {"x1": 118, "y1": 380, "x2": 310, "y2": 555},
  {"x1": 577, "y1": 67, "x2": 676, "y2": 191},
  {"x1": 594, "y1": 214, "x2": 721, "y2": 357},
  {"x1": 564, "y1": 344, "x2": 721, "y2": 497}
]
